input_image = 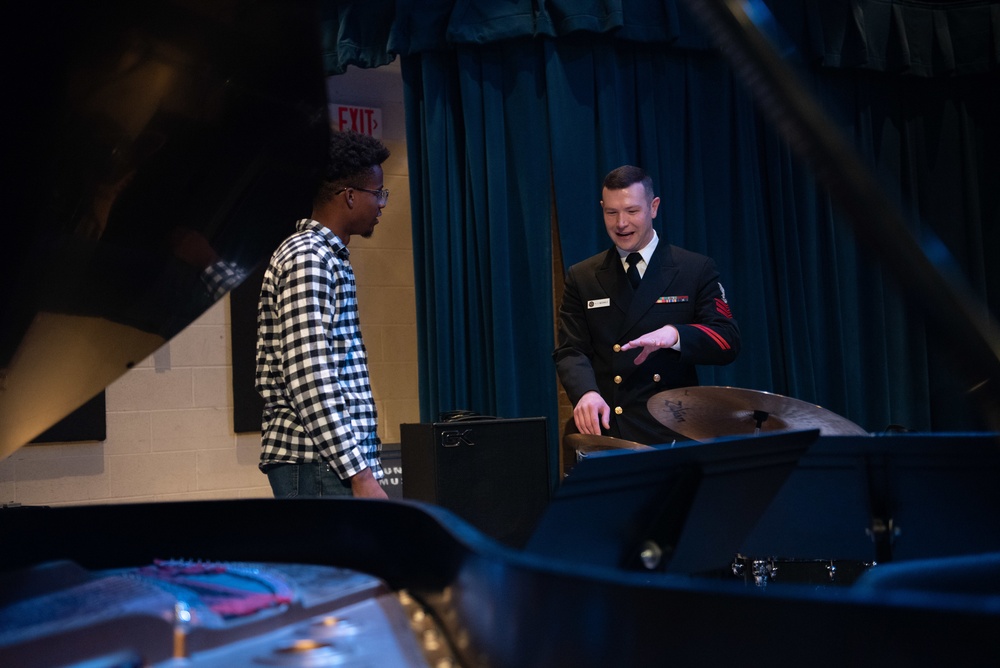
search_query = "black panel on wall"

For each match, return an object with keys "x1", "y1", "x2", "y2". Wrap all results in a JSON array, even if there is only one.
[
  {"x1": 230, "y1": 263, "x2": 266, "y2": 434},
  {"x1": 31, "y1": 392, "x2": 106, "y2": 444}
]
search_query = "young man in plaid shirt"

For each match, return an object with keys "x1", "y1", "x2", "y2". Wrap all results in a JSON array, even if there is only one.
[{"x1": 256, "y1": 130, "x2": 391, "y2": 499}]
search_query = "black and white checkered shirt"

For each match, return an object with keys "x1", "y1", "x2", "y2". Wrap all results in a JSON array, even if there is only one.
[{"x1": 256, "y1": 218, "x2": 382, "y2": 480}]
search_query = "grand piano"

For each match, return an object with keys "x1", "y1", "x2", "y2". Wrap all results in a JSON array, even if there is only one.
[{"x1": 2, "y1": 1, "x2": 1000, "y2": 666}]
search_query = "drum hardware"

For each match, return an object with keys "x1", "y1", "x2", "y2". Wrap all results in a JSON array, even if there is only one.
[
  {"x1": 565, "y1": 433, "x2": 654, "y2": 461},
  {"x1": 637, "y1": 540, "x2": 664, "y2": 570},
  {"x1": 646, "y1": 386, "x2": 869, "y2": 440},
  {"x1": 730, "y1": 554, "x2": 876, "y2": 588},
  {"x1": 866, "y1": 518, "x2": 901, "y2": 544},
  {"x1": 752, "y1": 410, "x2": 769, "y2": 436},
  {"x1": 730, "y1": 556, "x2": 774, "y2": 587}
]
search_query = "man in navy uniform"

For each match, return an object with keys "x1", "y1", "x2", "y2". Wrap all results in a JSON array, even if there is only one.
[{"x1": 554, "y1": 165, "x2": 741, "y2": 445}]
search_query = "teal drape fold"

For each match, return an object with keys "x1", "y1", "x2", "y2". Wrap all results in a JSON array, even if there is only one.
[
  {"x1": 319, "y1": 0, "x2": 397, "y2": 73},
  {"x1": 382, "y1": 0, "x2": 1000, "y2": 74},
  {"x1": 794, "y1": 0, "x2": 1000, "y2": 76},
  {"x1": 402, "y1": 42, "x2": 557, "y2": 445},
  {"x1": 324, "y1": 0, "x2": 999, "y2": 435}
]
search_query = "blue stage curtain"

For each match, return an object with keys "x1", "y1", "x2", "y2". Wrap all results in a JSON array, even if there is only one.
[
  {"x1": 771, "y1": 0, "x2": 1000, "y2": 76},
  {"x1": 322, "y1": 0, "x2": 1000, "y2": 434},
  {"x1": 401, "y1": 43, "x2": 558, "y2": 432}
]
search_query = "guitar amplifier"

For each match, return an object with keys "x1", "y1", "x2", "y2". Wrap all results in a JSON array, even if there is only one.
[{"x1": 400, "y1": 417, "x2": 551, "y2": 548}]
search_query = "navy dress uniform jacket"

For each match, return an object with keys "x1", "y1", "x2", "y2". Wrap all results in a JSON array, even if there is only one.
[{"x1": 554, "y1": 243, "x2": 741, "y2": 444}]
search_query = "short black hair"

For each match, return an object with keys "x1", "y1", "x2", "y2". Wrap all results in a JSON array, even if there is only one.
[
  {"x1": 603, "y1": 165, "x2": 654, "y2": 202},
  {"x1": 316, "y1": 130, "x2": 390, "y2": 202}
]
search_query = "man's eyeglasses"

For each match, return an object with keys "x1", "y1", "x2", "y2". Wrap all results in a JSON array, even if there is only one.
[{"x1": 336, "y1": 186, "x2": 390, "y2": 206}]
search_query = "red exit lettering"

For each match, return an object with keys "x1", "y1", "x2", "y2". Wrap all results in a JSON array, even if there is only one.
[{"x1": 331, "y1": 104, "x2": 382, "y2": 138}]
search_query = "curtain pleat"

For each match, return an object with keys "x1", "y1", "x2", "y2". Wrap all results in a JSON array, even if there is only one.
[
  {"x1": 790, "y1": 0, "x2": 1000, "y2": 75},
  {"x1": 403, "y1": 42, "x2": 559, "y2": 459},
  {"x1": 382, "y1": 1, "x2": 1000, "y2": 74},
  {"x1": 319, "y1": 0, "x2": 397, "y2": 73}
]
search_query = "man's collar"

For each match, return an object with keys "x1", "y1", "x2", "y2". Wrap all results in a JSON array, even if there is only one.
[
  {"x1": 617, "y1": 230, "x2": 659, "y2": 264},
  {"x1": 297, "y1": 218, "x2": 350, "y2": 258}
]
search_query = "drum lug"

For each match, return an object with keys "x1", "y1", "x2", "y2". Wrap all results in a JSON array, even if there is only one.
[
  {"x1": 731, "y1": 554, "x2": 874, "y2": 587},
  {"x1": 758, "y1": 559, "x2": 776, "y2": 586},
  {"x1": 866, "y1": 517, "x2": 901, "y2": 543},
  {"x1": 732, "y1": 554, "x2": 775, "y2": 587},
  {"x1": 638, "y1": 540, "x2": 664, "y2": 570}
]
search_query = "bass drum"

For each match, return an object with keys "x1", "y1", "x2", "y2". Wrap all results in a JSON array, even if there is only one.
[{"x1": 731, "y1": 554, "x2": 875, "y2": 588}]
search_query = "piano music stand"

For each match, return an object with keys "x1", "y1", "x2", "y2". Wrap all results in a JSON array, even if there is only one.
[
  {"x1": 524, "y1": 429, "x2": 818, "y2": 575},
  {"x1": 740, "y1": 432, "x2": 1000, "y2": 564}
]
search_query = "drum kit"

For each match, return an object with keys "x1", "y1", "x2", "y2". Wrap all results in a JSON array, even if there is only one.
[
  {"x1": 568, "y1": 385, "x2": 868, "y2": 454},
  {"x1": 646, "y1": 385, "x2": 869, "y2": 440},
  {"x1": 565, "y1": 386, "x2": 873, "y2": 587},
  {"x1": 564, "y1": 433, "x2": 654, "y2": 458}
]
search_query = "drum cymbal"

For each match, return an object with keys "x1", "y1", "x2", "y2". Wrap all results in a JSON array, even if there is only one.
[
  {"x1": 565, "y1": 433, "x2": 654, "y2": 454},
  {"x1": 646, "y1": 386, "x2": 869, "y2": 440}
]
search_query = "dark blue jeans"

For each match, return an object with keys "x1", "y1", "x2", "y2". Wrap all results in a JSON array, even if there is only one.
[{"x1": 265, "y1": 462, "x2": 353, "y2": 498}]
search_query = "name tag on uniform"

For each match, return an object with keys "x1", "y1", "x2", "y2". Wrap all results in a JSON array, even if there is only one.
[
  {"x1": 656, "y1": 295, "x2": 689, "y2": 304},
  {"x1": 587, "y1": 298, "x2": 611, "y2": 309}
]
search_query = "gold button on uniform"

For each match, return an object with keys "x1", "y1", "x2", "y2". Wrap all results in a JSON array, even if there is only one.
[
  {"x1": 614, "y1": 375, "x2": 622, "y2": 384},
  {"x1": 614, "y1": 406, "x2": 623, "y2": 415},
  {"x1": 613, "y1": 344, "x2": 621, "y2": 352},
  {"x1": 653, "y1": 374, "x2": 661, "y2": 382}
]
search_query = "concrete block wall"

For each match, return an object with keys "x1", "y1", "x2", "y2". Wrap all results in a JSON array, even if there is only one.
[
  {"x1": 0, "y1": 63, "x2": 419, "y2": 506},
  {"x1": 0, "y1": 304, "x2": 271, "y2": 505}
]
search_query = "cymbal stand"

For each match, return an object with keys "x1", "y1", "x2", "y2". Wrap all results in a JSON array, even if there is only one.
[{"x1": 752, "y1": 410, "x2": 769, "y2": 436}]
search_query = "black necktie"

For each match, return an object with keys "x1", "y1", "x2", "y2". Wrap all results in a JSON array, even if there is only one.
[{"x1": 626, "y1": 252, "x2": 643, "y2": 290}]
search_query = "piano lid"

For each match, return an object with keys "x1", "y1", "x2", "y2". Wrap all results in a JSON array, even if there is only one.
[{"x1": 0, "y1": 0, "x2": 330, "y2": 457}]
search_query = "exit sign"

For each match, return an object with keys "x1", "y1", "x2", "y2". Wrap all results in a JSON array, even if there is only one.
[{"x1": 330, "y1": 103, "x2": 382, "y2": 139}]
